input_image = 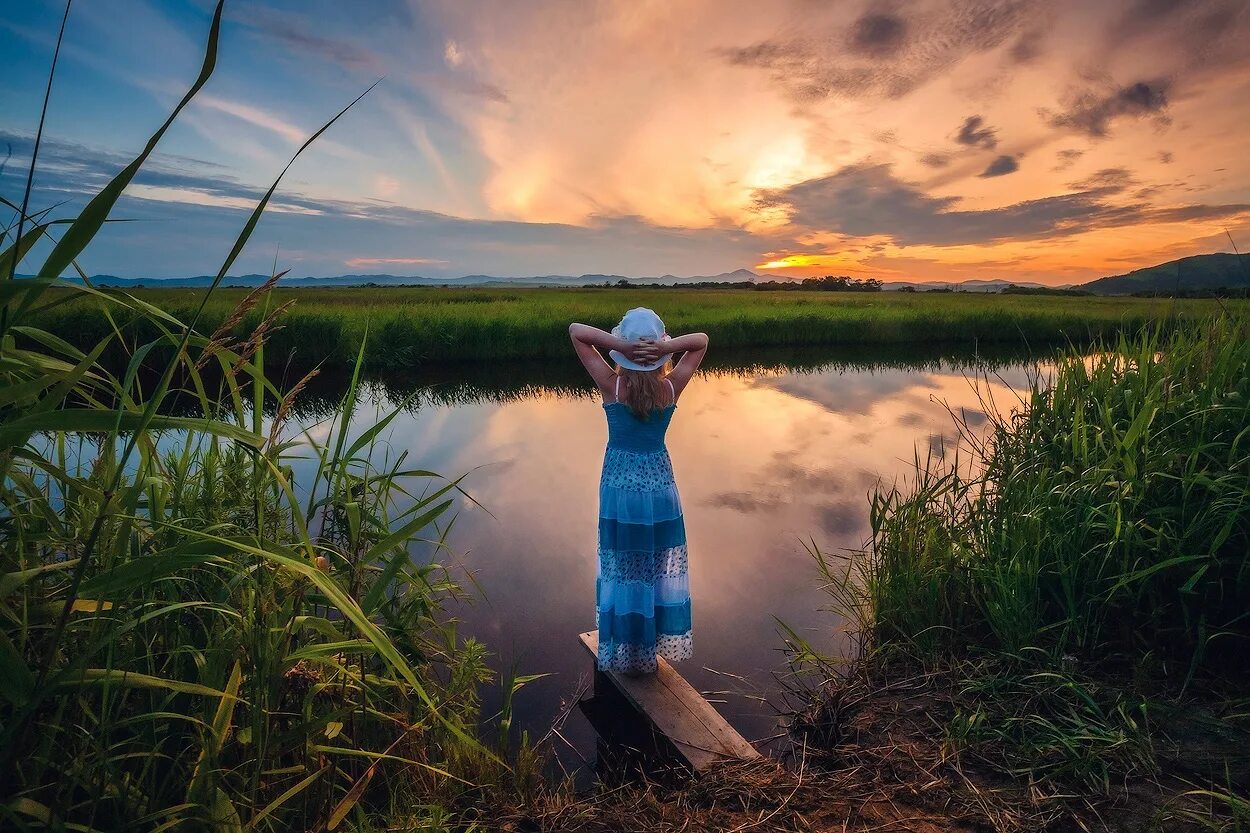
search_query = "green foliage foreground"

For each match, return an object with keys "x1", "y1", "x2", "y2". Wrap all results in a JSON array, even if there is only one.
[
  {"x1": 868, "y1": 317, "x2": 1250, "y2": 673},
  {"x1": 2, "y1": 5, "x2": 533, "y2": 829},
  {"x1": 808, "y1": 318, "x2": 1250, "y2": 819}
]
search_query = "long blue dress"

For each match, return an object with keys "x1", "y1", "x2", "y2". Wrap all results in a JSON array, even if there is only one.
[{"x1": 596, "y1": 379, "x2": 693, "y2": 674}]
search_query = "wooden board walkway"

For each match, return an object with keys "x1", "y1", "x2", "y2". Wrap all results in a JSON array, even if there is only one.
[{"x1": 578, "y1": 630, "x2": 760, "y2": 772}]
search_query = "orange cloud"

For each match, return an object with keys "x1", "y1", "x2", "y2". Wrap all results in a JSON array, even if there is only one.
[{"x1": 415, "y1": 0, "x2": 1250, "y2": 284}]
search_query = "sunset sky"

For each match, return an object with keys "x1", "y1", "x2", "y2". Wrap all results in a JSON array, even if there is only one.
[{"x1": 3, "y1": 0, "x2": 1249, "y2": 284}]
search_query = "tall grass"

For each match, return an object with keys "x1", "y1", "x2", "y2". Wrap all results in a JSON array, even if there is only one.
[
  {"x1": 1, "y1": 4, "x2": 530, "y2": 829},
  {"x1": 866, "y1": 318, "x2": 1250, "y2": 675},
  {"x1": 799, "y1": 317, "x2": 1250, "y2": 809},
  {"x1": 30, "y1": 285, "x2": 1245, "y2": 369}
]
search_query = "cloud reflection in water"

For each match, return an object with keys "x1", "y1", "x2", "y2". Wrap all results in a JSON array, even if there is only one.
[{"x1": 283, "y1": 351, "x2": 1041, "y2": 762}]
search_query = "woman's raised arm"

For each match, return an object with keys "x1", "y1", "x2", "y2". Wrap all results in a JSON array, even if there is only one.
[
  {"x1": 660, "y1": 332, "x2": 709, "y2": 397},
  {"x1": 569, "y1": 323, "x2": 659, "y2": 389}
]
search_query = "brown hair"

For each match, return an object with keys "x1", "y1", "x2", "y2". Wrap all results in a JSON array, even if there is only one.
[{"x1": 617, "y1": 361, "x2": 674, "y2": 419}]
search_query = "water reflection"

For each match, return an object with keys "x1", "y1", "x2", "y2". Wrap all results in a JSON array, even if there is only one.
[{"x1": 279, "y1": 345, "x2": 1043, "y2": 772}]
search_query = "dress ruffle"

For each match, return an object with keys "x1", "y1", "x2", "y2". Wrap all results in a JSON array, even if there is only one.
[{"x1": 596, "y1": 427, "x2": 692, "y2": 675}]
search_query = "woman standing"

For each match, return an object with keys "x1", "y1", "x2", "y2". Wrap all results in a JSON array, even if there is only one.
[{"x1": 569, "y1": 308, "x2": 709, "y2": 675}]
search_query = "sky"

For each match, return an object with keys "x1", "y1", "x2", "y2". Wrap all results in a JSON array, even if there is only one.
[{"x1": 2, "y1": 0, "x2": 1250, "y2": 285}]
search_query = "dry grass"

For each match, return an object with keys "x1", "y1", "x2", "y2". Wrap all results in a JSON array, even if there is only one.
[
  {"x1": 462, "y1": 654, "x2": 1250, "y2": 833},
  {"x1": 490, "y1": 756, "x2": 972, "y2": 833}
]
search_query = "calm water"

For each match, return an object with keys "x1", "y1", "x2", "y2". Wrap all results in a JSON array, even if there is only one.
[{"x1": 280, "y1": 346, "x2": 1042, "y2": 772}]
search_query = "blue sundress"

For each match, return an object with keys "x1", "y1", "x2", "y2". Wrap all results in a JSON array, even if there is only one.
[{"x1": 596, "y1": 377, "x2": 693, "y2": 674}]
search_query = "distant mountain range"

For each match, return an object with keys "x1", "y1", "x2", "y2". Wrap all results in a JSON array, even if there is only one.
[
  {"x1": 45, "y1": 252, "x2": 1249, "y2": 294},
  {"x1": 878, "y1": 278, "x2": 1059, "y2": 292},
  {"x1": 79, "y1": 268, "x2": 765, "y2": 289},
  {"x1": 72, "y1": 269, "x2": 1055, "y2": 292},
  {"x1": 1081, "y1": 253, "x2": 1250, "y2": 295}
]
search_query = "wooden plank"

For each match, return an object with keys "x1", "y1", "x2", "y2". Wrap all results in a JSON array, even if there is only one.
[{"x1": 579, "y1": 630, "x2": 760, "y2": 771}]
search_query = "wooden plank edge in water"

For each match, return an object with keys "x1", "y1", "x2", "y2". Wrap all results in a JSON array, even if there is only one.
[{"x1": 578, "y1": 630, "x2": 760, "y2": 772}]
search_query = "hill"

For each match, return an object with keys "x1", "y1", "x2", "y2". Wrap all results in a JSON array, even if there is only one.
[
  {"x1": 881, "y1": 279, "x2": 1057, "y2": 293},
  {"x1": 1083, "y1": 253, "x2": 1250, "y2": 295},
  {"x1": 72, "y1": 269, "x2": 766, "y2": 289}
]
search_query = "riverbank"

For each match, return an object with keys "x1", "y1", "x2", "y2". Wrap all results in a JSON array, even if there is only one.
[
  {"x1": 785, "y1": 318, "x2": 1250, "y2": 831},
  {"x1": 29, "y1": 285, "x2": 1243, "y2": 368},
  {"x1": 464, "y1": 318, "x2": 1250, "y2": 833},
  {"x1": 481, "y1": 665, "x2": 1246, "y2": 831}
]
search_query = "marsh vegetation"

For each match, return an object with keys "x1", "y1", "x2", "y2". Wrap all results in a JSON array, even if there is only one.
[
  {"x1": 792, "y1": 318, "x2": 1250, "y2": 829},
  {"x1": 1, "y1": 6, "x2": 541, "y2": 829},
  {"x1": 29, "y1": 284, "x2": 1244, "y2": 369}
]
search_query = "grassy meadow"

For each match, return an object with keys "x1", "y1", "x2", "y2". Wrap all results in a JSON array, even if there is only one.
[{"x1": 30, "y1": 284, "x2": 1246, "y2": 369}]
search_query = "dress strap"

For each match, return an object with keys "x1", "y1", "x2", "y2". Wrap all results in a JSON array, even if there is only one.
[
  {"x1": 614, "y1": 375, "x2": 621, "y2": 403},
  {"x1": 666, "y1": 377, "x2": 675, "y2": 404}
]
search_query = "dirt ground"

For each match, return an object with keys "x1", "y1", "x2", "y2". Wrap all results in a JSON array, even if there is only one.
[{"x1": 492, "y1": 668, "x2": 1248, "y2": 833}]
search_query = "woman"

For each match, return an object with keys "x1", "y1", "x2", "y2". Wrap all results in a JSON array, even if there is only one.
[{"x1": 569, "y1": 308, "x2": 709, "y2": 675}]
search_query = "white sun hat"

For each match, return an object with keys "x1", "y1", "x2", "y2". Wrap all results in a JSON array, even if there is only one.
[{"x1": 609, "y1": 307, "x2": 671, "y2": 372}]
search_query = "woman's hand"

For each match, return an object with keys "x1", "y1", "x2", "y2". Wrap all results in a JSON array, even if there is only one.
[{"x1": 625, "y1": 338, "x2": 662, "y2": 365}]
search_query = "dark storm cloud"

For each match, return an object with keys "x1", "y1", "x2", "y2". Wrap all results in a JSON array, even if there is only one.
[
  {"x1": 928, "y1": 433, "x2": 954, "y2": 458},
  {"x1": 1113, "y1": 0, "x2": 1247, "y2": 49},
  {"x1": 1008, "y1": 26, "x2": 1045, "y2": 63},
  {"x1": 755, "y1": 163, "x2": 1250, "y2": 247},
  {"x1": 849, "y1": 13, "x2": 908, "y2": 57},
  {"x1": 956, "y1": 115, "x2": 998, "y2": 149},
  {"x1": 706, "y1": 492, "x2": 783, "y2": 512},
  {"x1": 1067, "y1": 167, "x2": 1136, "y2": 190},
  {"x1": 1053, "y1": 148, "x2": 1085, "y2": 171},
  {"x1": 1047, "y1": 79, "x2": 1171, "y2": 137},
  {"x1": 722, "y1": 0, "x2": 1037, "y2": 103},
  {"x1": 979, "y1": 155, "x2": 1019, "y2": 177},
  {"x1": 816, "y1": 503, "x2": 864, "y2": 537}
]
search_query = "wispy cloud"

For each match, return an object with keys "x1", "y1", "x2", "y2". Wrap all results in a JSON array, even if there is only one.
[
  {"x1": 125, "y1": 185, "x2": 324, "y2": 215},
  {"x1": 195, "y1": 95, "x2": 308, "y2": 145},
  {"x1": 344, "y1": 257, "x2": 450, "y2": 268},
  {"x1": 236, "y1": 6, "x2": 381, "y2": 72},
  {"x1": 192, "y1": 94, "x2": 366, "y2": 161}
]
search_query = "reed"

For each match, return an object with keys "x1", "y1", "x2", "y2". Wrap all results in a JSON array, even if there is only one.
[
  {"x1": 865, "y1": 317, "x2": 1250, "y2": 674},
  {"x1": 0, "y1": 5, "x2": 537, "y2": 829},
  {"x1": 794, "y1": 317, "x2": 1250, "y2": 821}
]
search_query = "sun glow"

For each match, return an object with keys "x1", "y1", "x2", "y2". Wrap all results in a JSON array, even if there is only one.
[{"x1": 756, "y1": 254, "x2": 871, "y2": 272}]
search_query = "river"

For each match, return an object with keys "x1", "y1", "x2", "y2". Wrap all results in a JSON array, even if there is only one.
[{"x1": 279, "y1": 344, "x2": 1044, "y2": 774}]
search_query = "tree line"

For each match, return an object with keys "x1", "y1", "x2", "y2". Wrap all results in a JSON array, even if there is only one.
[{"x1": 587, "y1": 275, "x2": 885, "y2": 291}]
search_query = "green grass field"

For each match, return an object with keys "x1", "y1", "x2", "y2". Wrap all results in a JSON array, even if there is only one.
[{"x1": 32, "y1": 285, "x2": 1245, "y2": 368}]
